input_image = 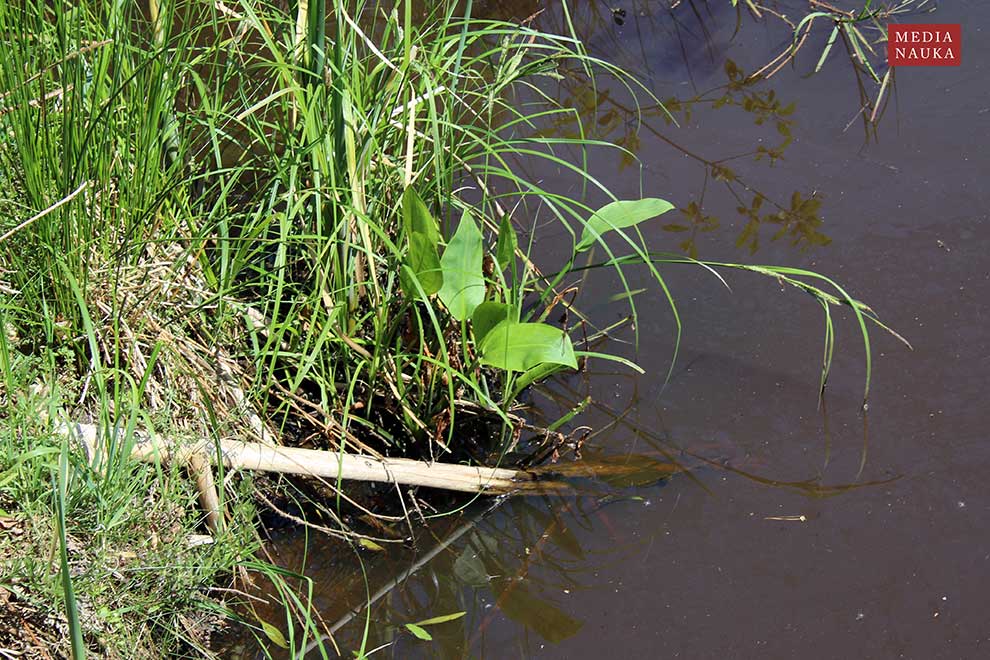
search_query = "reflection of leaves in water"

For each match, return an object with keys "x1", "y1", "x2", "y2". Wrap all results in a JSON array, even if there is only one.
[
  {"x1": 454, "y1": 546, "x2": 490, "y2": 587},
  {"x1": 447, "y1": 515, "x2": 585, "y2": 645},
  {"x1": 736, "y1": 191, "x2": 831, "y2": 255},
  {"x1": 495, "y1": 581, "x2": 583, "y2": 643},
  {"x1": 544, "y1": 56, "x2": 831, "y2": 257},
  {"x1": 500, "y1": 498, "x2": 588, "y2": 563},
  {"x1": 537, "y1": 449, "x2": 691, "y2": 488},
  {"x1": 674, "y1": 200, "x2": 719, "y2": 258},
  {"x1": 547, "y1": 520, "x2": 585, "y2": 560}
]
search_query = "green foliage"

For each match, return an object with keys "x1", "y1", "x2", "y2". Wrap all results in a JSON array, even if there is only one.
[
  {"x1": 402, "y1": 187, "x2": 442, "y2": 250},
  {"x1": 401, "y1": 188, "x2": 444, "y2": 296},
  {"x1": 405, "y1": 623, "x2": 433, "y2": 641},
  {"x1": 0, "y1": 1, "x2": 680, "y2": 653},
  {"x1": 402, "y1": 233, "x2": 444, "y2": 298},
  {"x1": 479, "y1": 321, "x2": 578, "y2": 373},
  {"x1": 0, "y1": 0, "x2": 655, "y2": 456},
  {"x1": 55, "y1": 442, "x2": 86, "y2": 660},
  {"x1": 471, "y1": 301, "x2": 515, "y2": 344},
  {"x1": 495, "y1": 215, "x2": 518, "y2": 272},
  {"x1": 403, "y1": 612, "x2": 467, "y2": 641},
  {"x1": 576, "y1": 198, "x2": 676, "y2": 252},
  {"x1": 438, "y1": 211, "x2": 485, "y2": 321},
  {"x1": 0, "y1": 350, "x2": 259, "y2": 657}
]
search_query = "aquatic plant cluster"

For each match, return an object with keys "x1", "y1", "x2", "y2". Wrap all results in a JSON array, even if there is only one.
[{"x1": 0, "y1": 0, "x2": 899, "y2": 656}]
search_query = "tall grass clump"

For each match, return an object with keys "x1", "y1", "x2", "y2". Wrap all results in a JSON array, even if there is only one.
[
  {"x1": 0, "y1": 0, "x2": 902, "y2": 656},
  {"x1": 0, "y1": 0, "x2": 656, "y2": 457}
]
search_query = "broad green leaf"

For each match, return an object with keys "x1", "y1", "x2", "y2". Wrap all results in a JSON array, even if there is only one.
[
  {"x1": 495, "y1": 214, "x2": 517, "y2": 270},
  {"x1": 472, "y1": 301, "x2": 515, "y2": 343},
  {"x1": 401, "y1": 232, "x2": 442, "y2": 297},
  {"x1": 401, "y1": 186, "x2": 440, "y2": 246},
  {"x1": 412, "y1": 612, "x2": 467, "y2": 626},
  {"x1": 576, "y1": 198, "x2": 675, "y2": 252},
  {"x1": 480, "y1": 321, "x2": 577, "y2": 372},
  {"x1": 438, "y1": 211, "x2": 485, "y2": 321},
  {"x1": 404, "y1": 623, "x2": 432, "y2": 641}
]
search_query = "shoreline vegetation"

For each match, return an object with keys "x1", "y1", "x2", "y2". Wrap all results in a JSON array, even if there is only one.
[{"x1": 0, "y1": 0, "x2": 908, "y2": 657}]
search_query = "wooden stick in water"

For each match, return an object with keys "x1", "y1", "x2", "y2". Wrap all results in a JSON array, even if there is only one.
[{"x1": 57, "y1": 421, "x2": 561, "y2": 495}]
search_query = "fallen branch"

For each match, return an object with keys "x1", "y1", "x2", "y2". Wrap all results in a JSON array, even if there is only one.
[{"x1": 57, "y1": 421, "x2": 564, "y2": 495}]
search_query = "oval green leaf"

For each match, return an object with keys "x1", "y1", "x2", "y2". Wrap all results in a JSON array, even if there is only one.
[
  {"x1": 480, "y1": 321, "x2": 577, "y2": 372},
  {"x1": 404, "y1": 623, "x2": 433, "y2": 641},
  {"x1": 259, "y1": 619, "x2": 288, "y2": 649},
  {"x1": 439, "y1": 211, "x2": 485, "y2": 321},
  {"x1": 576, "y1": 198, "x2": 676, "y2": 252},
  {"x1": 472, "y1": 301, "x2": 515, "y2": 343},
  {"x1": 358, "y1": 537, "x2": 384, "y2": 552},
  {"x1": 402, "y1": 186, "x2": 440, "y2": 247},
  {"x1": 495, "y1": 214, "x2": 518, "y2": 271},
  {"x1": 401, "y1": 232, "x2": 442, "y2": 297}
]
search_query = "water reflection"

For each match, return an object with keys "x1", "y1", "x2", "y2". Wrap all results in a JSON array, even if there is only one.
[
  {"x1": 218, "y1": 367, "x2": 894, "y2": 657},
  {"x1": 219, "y1": 0, "x2": 957, "y2": 656},
  {"x1": 326, "y1": 489, "x2": 661, "y2": 655},
  {"x1": 484, "y1": 0, "x2": 836, "y2": 258},
  {"x1": 536, "y1": 372, "x2": 891, "y2": 496},
  {"x1": 550, "y1": 64, "x2": 832, "y2": 256},
  {"x1": 303, "y1": 427, "x2": 889, "y2": 657}
]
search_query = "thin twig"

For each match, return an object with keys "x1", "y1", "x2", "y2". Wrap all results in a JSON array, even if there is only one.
[{"x1": 0, "y1": 182, "x2": 88, "y2": 245}]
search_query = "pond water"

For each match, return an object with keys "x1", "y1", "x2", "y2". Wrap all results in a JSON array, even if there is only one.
[{"x1": 228, "y1": 1, "x2": 990, "y2": 657}]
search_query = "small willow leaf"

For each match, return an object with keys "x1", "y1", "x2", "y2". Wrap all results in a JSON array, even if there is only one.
[
  {"x1": 259, "y1": 620, "x2": 288, "y2": 649},
  {"x1": 358, "y1": 538, "x2": 384, "y2": 551},
  {"x1": 404, "y1": 624, "x2": 433, "y2": 641},
  {"x1": 577, "y1": 198, "x2": 675, "y2": 252},
  {"x1": 495, "y1": 214, "x2": 518, "y2": 270},
  {"x1": 412, "y1": 612, "x2": 467, "y2": 626}
]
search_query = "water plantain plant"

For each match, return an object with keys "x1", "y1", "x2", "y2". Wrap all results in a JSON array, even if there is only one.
[{"x1": 399, "y1": 187, "x2": 678, "y2": 407}]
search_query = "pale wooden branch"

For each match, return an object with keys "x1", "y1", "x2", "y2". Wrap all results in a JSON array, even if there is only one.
[
  {"x1": 187, "y1": 452, "x2": 224, "y2": 534},
  {"x1": 57, "y1": 421, "x2": 563, "y2": 495}
]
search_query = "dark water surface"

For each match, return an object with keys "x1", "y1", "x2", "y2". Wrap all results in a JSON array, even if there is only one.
[{"x1": 239, "y1": 2, "x2": 990, "y2": 658}]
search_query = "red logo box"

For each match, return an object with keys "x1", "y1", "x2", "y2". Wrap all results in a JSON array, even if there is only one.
[{"x1": 888, "y1": 24, "x2": 961, "y2": 66}]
